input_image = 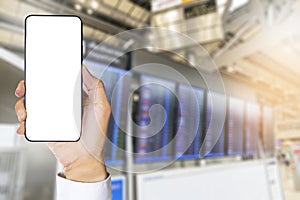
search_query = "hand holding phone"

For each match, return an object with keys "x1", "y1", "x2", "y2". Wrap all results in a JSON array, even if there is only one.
[
  {"x1": 15, "y1": 66, "x2": 111, "y2": 182},
  {"x1": 21, "y1": 15, "x2": 112, "y2": 182}
]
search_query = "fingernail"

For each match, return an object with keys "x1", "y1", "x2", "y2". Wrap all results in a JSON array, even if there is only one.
[
  {"x1": 15, "y1": 89, "x2": 20, "y2": 95},
  {"x1": 17, "y1": 110, "x2": 23, "y2": 119}
]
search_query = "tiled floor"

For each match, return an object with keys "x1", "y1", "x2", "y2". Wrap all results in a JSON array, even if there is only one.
[{"x1": 280, "y1": 166, "x2": 300, "y2": 200}]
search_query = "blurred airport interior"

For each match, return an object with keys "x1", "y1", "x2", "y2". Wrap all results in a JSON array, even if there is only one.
[{"x1": 1, "y1": 0, "x2": 300, "y2": 199}]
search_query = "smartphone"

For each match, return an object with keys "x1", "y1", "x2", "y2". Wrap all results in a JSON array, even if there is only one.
[{"x1": 25, "y1": 15, "x2": 82, "y2": 141}]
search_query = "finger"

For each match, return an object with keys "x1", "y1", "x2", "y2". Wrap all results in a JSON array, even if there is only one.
[
  {"x1": 15, "y1": 98, "x2": 27, "y2": 122},
  {"x1": 82, "y1": 66, "x2": 108, "y2": 102},
  {"x1": 82, "y1": 65, "x2": 98, "y2": 91},
  {"x1": 95, "y1": 79, "x2": 109, "y2": 104},
  {"x1": 15, "y1": 80, "x2": 25, "y2": 98},
  {"x1": 17, "y1": 122, "x2": 25, "y2": 135}
]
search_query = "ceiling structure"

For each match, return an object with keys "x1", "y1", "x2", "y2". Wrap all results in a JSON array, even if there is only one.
[
  {"x1": 0, "y1": 0, "x2": 300, "y2": 138},
  {"x1": 214, "y1": 0, "x2": 300, "y2": 136}
]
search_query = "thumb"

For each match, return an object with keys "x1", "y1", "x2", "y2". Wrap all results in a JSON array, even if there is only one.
[
  {"x1": 82, "y1": 65, "x2": 98, "y2": 91},
  {"x1": 82, "y1": 65, "x2": 108, "y2": 103}
]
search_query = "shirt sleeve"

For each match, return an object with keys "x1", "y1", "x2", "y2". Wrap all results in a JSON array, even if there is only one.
[{"x1": 56, "y1": 173, "x2": 112, "y2": 200}]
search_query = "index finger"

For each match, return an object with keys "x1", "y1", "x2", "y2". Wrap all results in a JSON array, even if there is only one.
[{"x1": 15, "y1": 80, "x2": 25, "y2": 98}]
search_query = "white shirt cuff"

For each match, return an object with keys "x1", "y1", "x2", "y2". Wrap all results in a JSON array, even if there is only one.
[{"x1": 56, "y1": 173, "x2": 112, "y2": 200}]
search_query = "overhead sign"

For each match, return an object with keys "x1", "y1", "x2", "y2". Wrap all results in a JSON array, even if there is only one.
[
  {"x1": 184, "y1": 0, "x2": 217, "y2": 19},
  {"x1": 151, "y1": 0, "x2": 182, "y2": 12},
  {"x1": 182, "y1": 0, "x2": 198, "y2": 4}
]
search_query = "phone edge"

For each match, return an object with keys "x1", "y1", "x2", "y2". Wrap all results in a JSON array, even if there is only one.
[{"x1": 24, "y1": 14, "x2": 83, "y2": 142}]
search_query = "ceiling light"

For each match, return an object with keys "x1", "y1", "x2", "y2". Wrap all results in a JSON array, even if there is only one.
[
  {"x1": 226, "y1": 66, "x2": 235, "y2": 73},
  {"x1": 122, "y1": 39, "x2": 134, "y2": 50},
  {"x1": 74, "y1": 3, "x2": 82, "y2": 11},
  {"x1": 88, "y1": 41, "x2": 96, "y2": 48},
  {"x1": 133, "y1": 94, "x2": 139, "y2": 102},
  {"x1": 87, "y1": 8, "x2": 93, "y2": 15},
  {"x1": 217, "y1": 0, "x2": 227, "y2": 6},
  {"x1": 230, "y1": 0, "x2": 249, "y2": 12},
  {"x1": 91, "y1": 1, "x2": 99, "y2": 9}
]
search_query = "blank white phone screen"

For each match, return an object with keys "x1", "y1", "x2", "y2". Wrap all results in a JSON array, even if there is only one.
[{"x1": 25, "y1": 15, "x2": 82, "y2": 141}]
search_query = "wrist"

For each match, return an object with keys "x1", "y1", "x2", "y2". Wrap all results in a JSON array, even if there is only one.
[{"x1": 64, "y1": 159, "x2": 108, "y2": 183}]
